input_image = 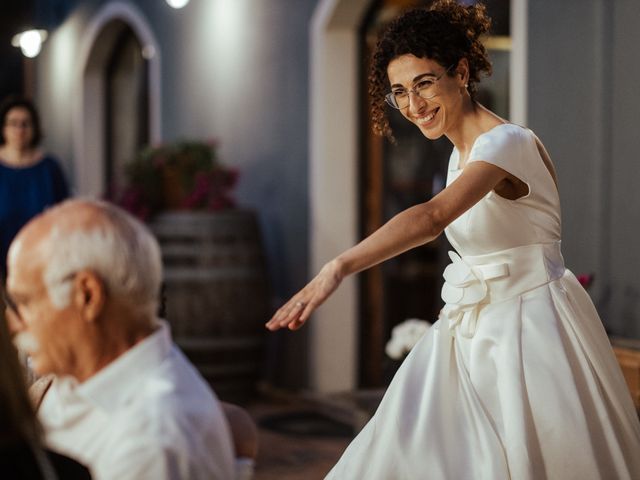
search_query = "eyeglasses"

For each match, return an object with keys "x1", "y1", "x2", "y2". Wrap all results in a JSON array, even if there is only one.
[
  {"x1": 1, "y1": 273, "x2": 20, "y2": 319},
  {"x1": 385, "y1": 64, "x2": 455, "y2": 110},
  {"x1": 1, "y1": 272, "x2": 76, "y2": 322},
  {"x1": 4, "y1": 120, "x2": 33, "y2": 129}
]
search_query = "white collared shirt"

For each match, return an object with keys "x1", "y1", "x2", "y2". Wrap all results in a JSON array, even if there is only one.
[{"x1": 38, "y1": 321, "x2": 235, "y2": 480}]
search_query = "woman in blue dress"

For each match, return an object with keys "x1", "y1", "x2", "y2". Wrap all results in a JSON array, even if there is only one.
[{"x1": 0, "y1": 96, "x2": 69, "y2": 275}]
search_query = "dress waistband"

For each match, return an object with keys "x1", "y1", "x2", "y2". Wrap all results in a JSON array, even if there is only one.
[{"x1": 440, "y1": 242, "x2": 565, "y2": 338}]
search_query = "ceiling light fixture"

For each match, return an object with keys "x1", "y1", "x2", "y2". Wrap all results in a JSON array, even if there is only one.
[{"x1": 11, "y1": 29, "x2": 48, "y2": 58}]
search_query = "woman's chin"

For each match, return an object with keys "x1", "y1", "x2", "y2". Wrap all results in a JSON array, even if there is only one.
[
  {"x1": 418, "y1": 125, "x2": 444, "y2": 140},
  {"x1": 413, "y1": 115, "x2": 445, "y2": 140}
]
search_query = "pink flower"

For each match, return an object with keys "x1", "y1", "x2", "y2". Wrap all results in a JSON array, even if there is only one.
[
  {"x1": 118, "y1": 140, "x2": 239, "y2": 219},
  {"x1": 577, "y1": 273, "x2": 594, "y2": 289}
]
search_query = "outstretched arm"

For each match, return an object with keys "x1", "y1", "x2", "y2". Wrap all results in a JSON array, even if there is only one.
[{"x1": 265, "y1": 160, "x2": 510, "y2": 331}]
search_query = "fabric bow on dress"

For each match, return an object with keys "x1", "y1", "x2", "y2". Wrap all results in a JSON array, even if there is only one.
[{"x1": 440, "y1": 251, "x2": 508, "y2": 338}]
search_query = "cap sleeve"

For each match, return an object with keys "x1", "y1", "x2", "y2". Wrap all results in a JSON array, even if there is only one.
[{"x1": 467, "y1": 124, "x2": 529, "y2": 185}]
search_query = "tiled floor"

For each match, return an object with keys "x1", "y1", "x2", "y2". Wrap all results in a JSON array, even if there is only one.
[{"x1": 245, "y1": 397, "x2": 354, "y2": 480}]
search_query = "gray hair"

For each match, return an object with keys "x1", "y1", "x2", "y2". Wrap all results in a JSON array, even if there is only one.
[{"x1": 42, "y1": 200, "x2": 163, "y2": 319}]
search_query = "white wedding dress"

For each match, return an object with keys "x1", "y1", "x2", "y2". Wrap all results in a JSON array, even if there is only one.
[{"x1": 325, "y1": 124, "x2": 640, "y2": 480}]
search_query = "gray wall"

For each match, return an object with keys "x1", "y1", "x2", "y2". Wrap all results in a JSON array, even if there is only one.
[
  {"x1": 528, "y1": 0, "x2": 640, "y2": 337},
  {"x1": 34, "y1": 0, "x2": 317, "y2": 386},
  {"x1": 609, "y1": 0, "x2": 640, "y2": 338}
]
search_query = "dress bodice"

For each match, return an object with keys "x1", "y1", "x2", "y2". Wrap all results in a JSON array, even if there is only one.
[{"x1": 445, "y1": 124, "x2": 561, "y2": 256}]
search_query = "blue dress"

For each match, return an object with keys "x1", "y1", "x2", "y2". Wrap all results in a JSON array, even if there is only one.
[{"x1": 0, "y1": 155, "x2": 69, "y2": 274}]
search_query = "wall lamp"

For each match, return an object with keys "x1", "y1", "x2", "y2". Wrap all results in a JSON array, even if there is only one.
[
  {"x1": 166, "y1": 0, "x2": 190, "y2": 8},
  {"x1": 11, "y1": 29, "x2": 48, "y2": 58}
]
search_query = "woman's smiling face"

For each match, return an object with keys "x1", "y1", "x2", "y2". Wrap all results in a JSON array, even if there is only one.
[{"x1": 387, "y1": 54, "x2": 465, "y2": 140}]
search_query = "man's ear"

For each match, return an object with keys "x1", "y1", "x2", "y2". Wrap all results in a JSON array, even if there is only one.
[{"x1": 72, "y1": 271, "x2": 106, "y2": 322}]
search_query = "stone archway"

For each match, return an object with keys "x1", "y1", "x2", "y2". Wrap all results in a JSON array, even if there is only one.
[{"x1": 73, "y1": 1, "x2": 161, "y2": 197}]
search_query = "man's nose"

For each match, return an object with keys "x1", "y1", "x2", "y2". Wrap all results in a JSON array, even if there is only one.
[{"x1": 5, "y1": 308, "x2": 26, "y2": 337}]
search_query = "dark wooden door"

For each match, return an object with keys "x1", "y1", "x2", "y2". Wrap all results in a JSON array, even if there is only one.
[{"x1": 358, "y1": 0, "x2": 511, "y2": 388}]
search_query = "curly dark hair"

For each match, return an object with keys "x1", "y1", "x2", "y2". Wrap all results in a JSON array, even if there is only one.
[
  {"x1": 0, "y1": 95, "x2": 43, "y2": 147},
  {"x1": 369, "y1": 0, "x2": 492, "y2": 139}
]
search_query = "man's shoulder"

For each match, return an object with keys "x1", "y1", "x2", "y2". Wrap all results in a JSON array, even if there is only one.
[
  {"x1": 121, "y1": 346, "x2": 227, "y2": 431},
  {"x1": 103, "y1": 350, "x2": 235, "y2": 480},
  {"x1": 37, "y1": 348, "x2": 235, "y2": 480},
  {"x1": 40, "y1": 346, "x2": 226, "y2": 436},
  {"x1": 143, "y1": 344, "x2": 217, "y2": 403}
]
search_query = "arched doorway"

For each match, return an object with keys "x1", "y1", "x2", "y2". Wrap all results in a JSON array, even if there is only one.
[
  {"x1": 73, "y1": 2, "x2": 161, "y2": 197},
  {"x1": 103, "y1": 22, "x2": 149, "y2": 194}
]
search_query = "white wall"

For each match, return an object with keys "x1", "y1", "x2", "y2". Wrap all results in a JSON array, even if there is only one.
[
  {"x1": 308, "y1": 0, "x2": 371, "y2": 393},
  {"x1": 34, "y1": 4, "x2": 88, "y2": 182},
  {"x1": 35, "y1": 0, "x2": 318, "y2": 387},
  {"x1": 528, "y1": 0, "x2": 604, "y2": 276}
]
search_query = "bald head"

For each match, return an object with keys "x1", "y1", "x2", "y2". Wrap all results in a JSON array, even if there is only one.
[{"x1": 8, "y1": 198, "x2": 163, "y2": 318}]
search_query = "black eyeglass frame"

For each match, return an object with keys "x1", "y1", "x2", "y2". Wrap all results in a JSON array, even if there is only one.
[
  {"x1": 1, "y1": 272, "x2": 77, "y2": 322},
  {"x1": 1, "y1": 272, "x2": 20, "y2": 319}
]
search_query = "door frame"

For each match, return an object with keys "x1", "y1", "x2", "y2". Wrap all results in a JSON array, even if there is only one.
[{"x1": 73, "y1": 1, "x2": 161, "y2": 196}]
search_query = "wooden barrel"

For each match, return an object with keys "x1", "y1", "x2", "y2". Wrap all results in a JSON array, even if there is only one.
[{"x1": 149, "y1": 210, "x2": 270, "y2": 400}]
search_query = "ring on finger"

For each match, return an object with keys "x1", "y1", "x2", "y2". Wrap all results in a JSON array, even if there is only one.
[{"x1": 295, "y1": 301, "x2": 306, "y2": 309}]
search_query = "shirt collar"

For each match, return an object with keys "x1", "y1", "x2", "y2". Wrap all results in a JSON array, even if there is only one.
[{"x1": 73, "y1": 319, "x2": 173, "y2": 412}]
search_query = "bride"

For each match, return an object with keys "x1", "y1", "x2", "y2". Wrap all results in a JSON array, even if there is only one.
[{"x1": 266, "y1": 1, "x2": 640, "y2": 478}]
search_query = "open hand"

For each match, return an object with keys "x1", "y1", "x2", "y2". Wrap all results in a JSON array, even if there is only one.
[{"x1": 265, "y1": 260, "x2": 343, "y2": 331}]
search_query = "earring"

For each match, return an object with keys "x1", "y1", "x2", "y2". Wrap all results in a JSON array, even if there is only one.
[{"x1": 464, "y1": 84, "x2": 468, "y2": 88}]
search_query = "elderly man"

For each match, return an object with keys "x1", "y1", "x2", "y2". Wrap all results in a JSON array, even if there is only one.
[{"x1": 5, "y1": 199, "x2": 235, "y2": 480}]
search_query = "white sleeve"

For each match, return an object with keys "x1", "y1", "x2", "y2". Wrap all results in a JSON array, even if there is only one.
[{"x1": 467, "y1": 124, "x2": 529, "y2": 186}]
